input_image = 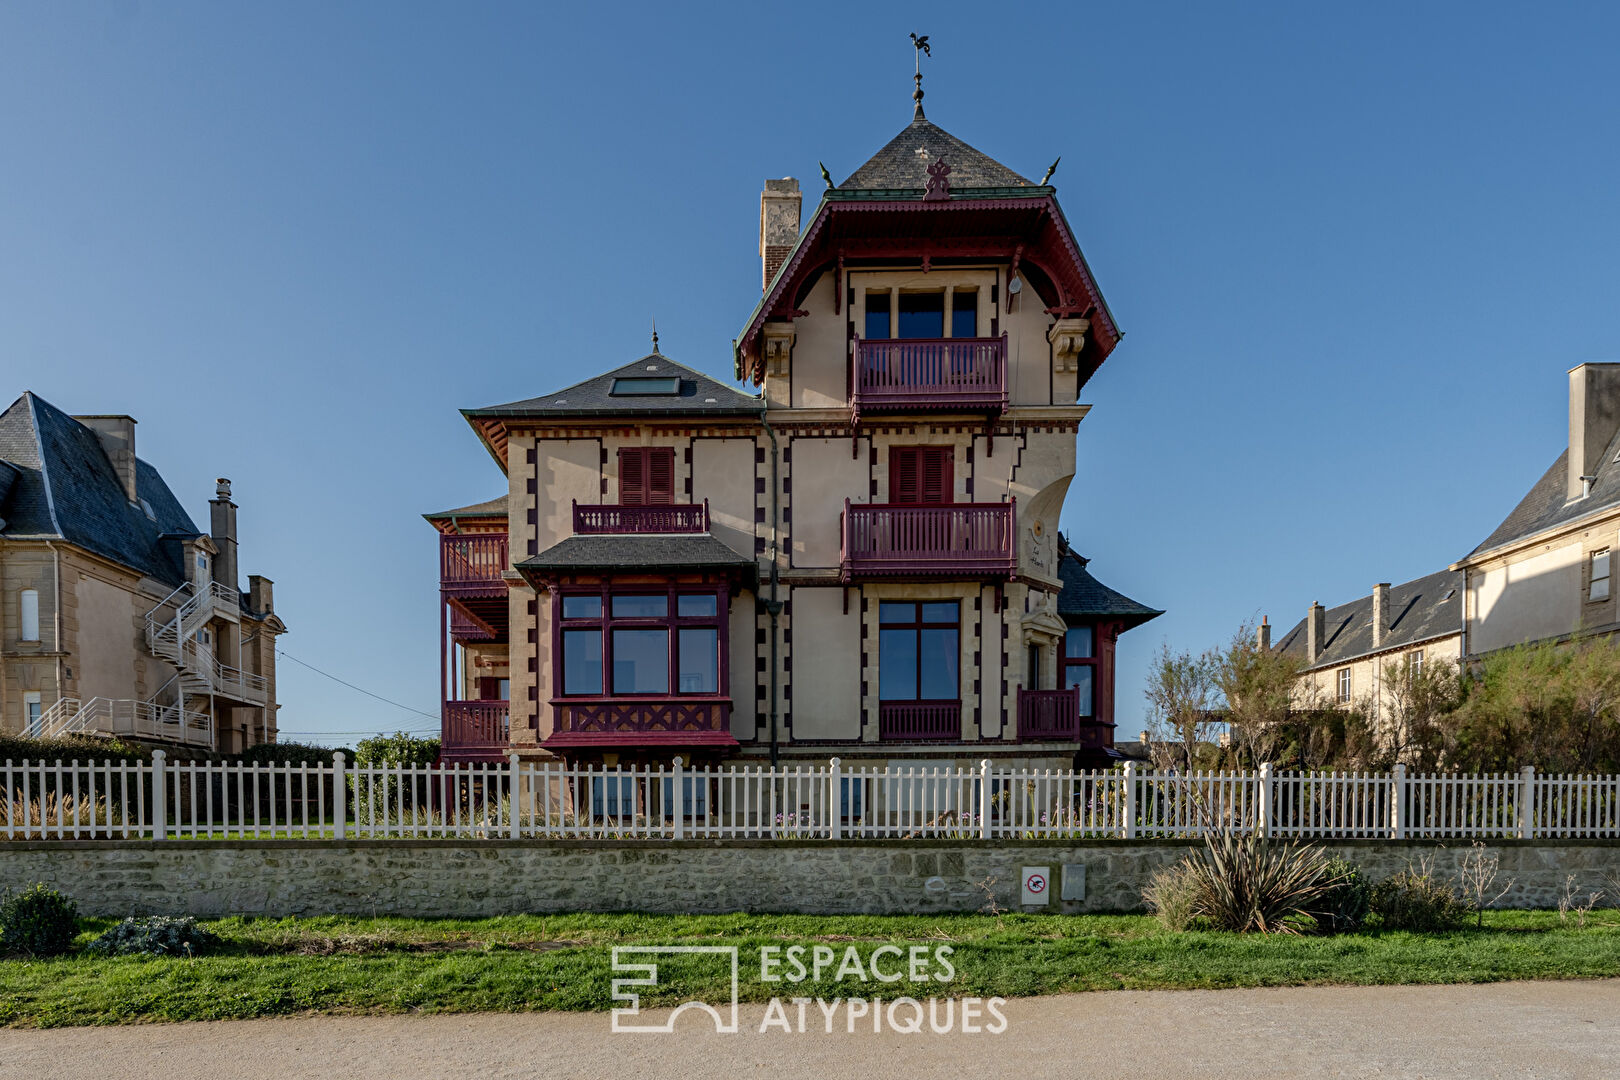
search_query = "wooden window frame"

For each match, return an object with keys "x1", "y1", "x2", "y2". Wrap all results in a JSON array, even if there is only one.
[
  {"x1": 888, "y1": 446, "x2": 954, "y2": 505},
  {"x1": 555, "y1": 584, "x2": 728, "y2": 700},
  {"x1": 877, "y1": 600, "x2": 961, "y2": 704}
]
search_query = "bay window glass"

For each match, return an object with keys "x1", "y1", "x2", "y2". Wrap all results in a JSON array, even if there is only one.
[
  {"x1": 678, "y1": 628, "x2": 719, "y2": 692},
  {"x1": 879, "y1": 601, "x2": 959, "y2": 702},
  {"x1": 612, "y1": 594, "x2": 667, "y2": 618},
  {"x1": 612, "y1": 629, "x2": 668, "y2": 693},
  {"x1": 1062, "y1": 624, "x2": 1097, "y2": 718},
  {"x1": 562, "y1": 629, "x2": 602, "y2": 694},
  {"x1": 559, "y1": 587, "x2": 724, "y2": 698},
  {"x1": 562, "y1": 595, "x2": 601, "y2": 619}
]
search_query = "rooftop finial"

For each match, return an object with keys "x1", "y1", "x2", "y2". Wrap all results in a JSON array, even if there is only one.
[
  {"x1": 910, "y1": 33, "x2": 930, "y2": 120},
  {"x1": 651, "y1": 319, "x2": 659, "y2": 354}
]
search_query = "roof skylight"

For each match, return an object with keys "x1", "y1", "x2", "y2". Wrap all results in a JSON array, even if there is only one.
[{"x1": 610, "y1": 377, "x2": 682, "y2": 397}]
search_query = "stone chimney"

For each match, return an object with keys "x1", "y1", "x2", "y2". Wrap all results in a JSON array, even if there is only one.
[
  {"x1": 1371, "y1": 583, "x2": 1391, "y2": 649},
  {"x1": 1256, "y1": 616, "x2": 1271, "y2": 652},
  {"x1": 210, "y1": 478, "x2": 239, "y2": 593},
  {"x1": 74, "y1": 414, "x2": 138, "y2": 503},
  {"x1": 248, "y1": 574, "x2": 274, "y2": 615},
  {"x1": 1306, "y1": 602, "x2": 1325, "y2": 664},
  {"x1": 1567, "y1": 363, "x2": 1620, "y2": 501},
  {"x1": 759, "y1": 178, "x2": 801, "y2": 291}
]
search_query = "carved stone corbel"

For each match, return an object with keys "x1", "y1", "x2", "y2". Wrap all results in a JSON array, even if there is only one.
[
  {"x1": 762, "y1": 323, "x2": 796, "y2": 378},
  {"x1": 1047, "y1": 317, "x2": 1090, "y2": 374}
]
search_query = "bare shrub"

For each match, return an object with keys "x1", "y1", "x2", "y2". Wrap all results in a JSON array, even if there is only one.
[{"x1": 1455, "y1": 842, "x2": 1514, "y2": 929}]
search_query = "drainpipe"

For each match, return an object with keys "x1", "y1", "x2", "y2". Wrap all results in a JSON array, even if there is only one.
[
  {"x1": 44, "y1": 541, "x2": 63, "y2": 708},
  {"x1": 761, "y1": 411, "x2": 783, "y2": 765}
]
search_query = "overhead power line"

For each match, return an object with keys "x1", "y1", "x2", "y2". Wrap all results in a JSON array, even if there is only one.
[{"x1": 274, "y1": 649, "x2": 440, "y2": 722}]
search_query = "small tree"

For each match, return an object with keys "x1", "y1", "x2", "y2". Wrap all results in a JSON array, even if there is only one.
[
  {"x1": 1144, "y1": 642, "x2": 1219, "y2": 771},
  {"x1": 1213, "y1": 620, "x2": 1303, "y2": 768},
  {"x1": 1378, "y1": 653, "x2": 1463, "y2": 770}
]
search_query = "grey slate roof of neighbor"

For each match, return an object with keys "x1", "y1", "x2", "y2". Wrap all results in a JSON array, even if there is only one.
[
  {"x1": 1055, "y1": 545, "x2": 1163, "y2": 631},
  {"x1": 1274, "y1": 567, "x2": 1463, "y2": 672},
  {"x1": 1467, "y1": 426, "x2": 1620, "y2": 558},
  {"x1": 464, "y1": 355, "x2": 763, "y2": 420},
  {"x1": 423, "y1": 494, "x2": 508, "y2": 522},
  {"x1": 0, "y1": 392, "x2": 201, "y2": 588},
  {"x1": 517, "y1": 533, "x2": 758, "y2": 584},
  {"x1": 839, "y1": 117, "x2": 1034, "y2": 190}
]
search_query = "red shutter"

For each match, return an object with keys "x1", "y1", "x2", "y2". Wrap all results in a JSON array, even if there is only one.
[
  {"x1": 921, "y1": 448, "x2": 952, "y2": 505},
  {"x1": 619, "y1": 449, "x2": 646, "y2": 505},
  {"x1": 890, "y1": 447, "x2": 920, "y2": 504},
  {"x1": 648, "y1": 448, "x2": 675, "y2": 505}
]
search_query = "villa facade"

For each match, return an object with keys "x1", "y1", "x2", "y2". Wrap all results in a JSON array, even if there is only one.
[{"x1": 428, "y1": 102, "x2": 1158, "y2": 770}]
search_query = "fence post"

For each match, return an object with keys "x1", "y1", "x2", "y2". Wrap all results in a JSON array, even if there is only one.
[
  {"x1": 978, "y1": 759, "x2": 992, "y2": 840},
  {"x1": 1518, "y1": 764, "x2": 1535, "y2": 840},
  {"x1": 509, "y1": 752, "x2": 522, "y2": 839},
  {"x1": 1121, "y1": 760, "x2": 1138, "y2": 840},
  {"x1": 828, "y1": 757, "x2": 841, "y2": 841},
  {"x1": 1257, "y1": 762, "x2": 1274, "y2": 838},
  {"x1": 1390, "y1": 762, "x2": 1406, "y2": 840},
  {"x1": 672, "y1": 756, "x2": 685, "y2": 840},
  {"x1": 332, "y1": 751, "x2": 347, "y2": 840},
  {"x1": 150, "y1": 749, "x2": 167, "y2": 841}
]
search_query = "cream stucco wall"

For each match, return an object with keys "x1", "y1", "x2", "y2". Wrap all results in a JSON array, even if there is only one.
[
  {"x1": 786, "y1": 586, "x2": 861, "y2": 741},
  {"x1": 74, "y1": 570, "x2": 141, "y2": 703},
  {"x1": 788, "y1": 436, "x2": 869, "y2": 569},
  {"x1": 1469, "y1": 542, "x2": 1583, "y2": 655},
  {"x1": 692, "y1": 437, "x2": 758, "y2": 559}
]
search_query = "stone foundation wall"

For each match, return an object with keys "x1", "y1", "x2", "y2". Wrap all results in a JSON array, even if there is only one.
[{"x1": 3, "y1": 839, "x2": 1616, "y2": 918}]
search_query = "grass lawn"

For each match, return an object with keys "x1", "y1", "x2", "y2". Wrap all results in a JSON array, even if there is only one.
[{"x1": 3, "y1": 909, "x2": 1620, "y2": 1027}]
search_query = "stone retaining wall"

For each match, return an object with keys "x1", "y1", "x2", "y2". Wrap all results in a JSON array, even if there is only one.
[{"x1": 3, "y1": 839, "x2": 1617, "y2": 918}]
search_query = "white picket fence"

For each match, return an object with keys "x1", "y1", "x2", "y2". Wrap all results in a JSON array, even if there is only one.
[{"x1": 4, "y1": 753, "x2": 1620, "y2": 842}]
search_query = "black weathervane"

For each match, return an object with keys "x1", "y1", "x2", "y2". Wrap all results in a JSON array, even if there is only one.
[{"x1": 910, "y1": 33, "x2": 930, "y2": 119}]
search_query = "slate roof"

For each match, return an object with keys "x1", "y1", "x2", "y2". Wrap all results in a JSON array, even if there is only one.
[
  {"x1": 423, "y1": 494, "x2": 508, "y2": 523},
  {"x1": 517, "y1": 533, "x2": 757, "y2": 585},
  {"x1": 0, "y1": 392, "x2": 201, "y2": 588},
  {"x1": 1466, "y1": 436, "x2": 1620, "y2": 560},
  {"x1": 465, "y1": 354, "x2": 763, "y2": 420},
  {"x1": 1055, "y1": 543, "x2": 1162, "y2": 632},
  {"x1": 1274, "y1": 567, "x2": 1463, "y2": 672},
  {"x1": 839, "y1": 117, "x2": 1034, "y2": 190}
]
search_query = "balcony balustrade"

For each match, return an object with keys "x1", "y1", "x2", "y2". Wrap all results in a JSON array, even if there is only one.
[
  {"x1": 571, "y1": 500, "x2": 709, "y2": 535},
  {"x1": 441, "y1": 700, "x2": 510, "y2": 760},
  {"x1": 1016, "y1": 687, "x2": 1113, "y2": 747},
  {"x1": 544, "y1": 697, "x2": 736, "y2": 749},
  {"x1": 840, "y1": 500, "x2": 1016, "y2": 581},
  {"x1": 852, "y1": 334, "x2": 1007, "y2": 420},
  {"x1": 439, "y1": 533, "x2": 508, "y2": 596},
  {"x1": 878, "y1": 701, "x2": 962, "y2": 741}
]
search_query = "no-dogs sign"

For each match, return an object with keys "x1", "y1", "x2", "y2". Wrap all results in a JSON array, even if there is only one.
[{"x1": 1021, "y1": 866, "x2": 1049, "y2": 906}]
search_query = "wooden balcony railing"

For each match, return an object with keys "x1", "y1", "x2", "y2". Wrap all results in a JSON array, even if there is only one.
[
  {"x1": 572, "y1": 500, "x2": 709, "y2": 535},
  {"x1": 879, "y1": 701, "x2": 962, "y2": 741},
  {"x1": 841, "y1": 500, "x2": 1016, "y2": 580},
  {"x1": 441, "y1": 700, "x2": 510, "y2": 759},
  {"x1": 1016, "y1": 687, "x2": 1114, "y2": 747},
  {"x1": 440, "y1": 533, "x2": 508, "y2": 595},
  {"x1": 544, "y1": 697, "x2": 737, "y2": 749},
  {"x1": 852, "y1": 334, "x2": 1007, "y2": 419}
]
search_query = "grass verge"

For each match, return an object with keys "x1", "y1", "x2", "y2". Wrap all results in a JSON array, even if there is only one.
[{"x1": 4, "y1": 910, "x2": 1619, "y2": 1027}]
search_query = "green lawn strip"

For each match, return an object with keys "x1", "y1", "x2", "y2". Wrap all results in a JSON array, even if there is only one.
[{"x1": 4, "y1": 911, "x2": 1619, "y2": 1028}]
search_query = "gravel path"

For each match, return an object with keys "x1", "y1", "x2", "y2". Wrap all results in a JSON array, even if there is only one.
[{"x1": 3, "y1": 980, "x2": 1618, "y2": 1079}]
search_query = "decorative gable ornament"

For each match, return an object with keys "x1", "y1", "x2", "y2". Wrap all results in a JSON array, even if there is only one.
[
  {"x1": 923, "y1": 157, "x2": 952, "y2": 202},
  {"x1": 1047, "y1": 317, "x2": 1090, "y2": 374}
]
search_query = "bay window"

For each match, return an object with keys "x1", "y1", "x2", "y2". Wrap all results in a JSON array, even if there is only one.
[
  {"x1": 558, "y1": 586, "x2": 725, "y2": 699},
  {"x1": 1063, "y1": 626, "x2": 1096, "y2": 718}
]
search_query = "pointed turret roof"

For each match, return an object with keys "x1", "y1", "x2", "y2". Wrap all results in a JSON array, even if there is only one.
[{"x1": 839, "y1": 117, "x2": 1033, "y2": 191}]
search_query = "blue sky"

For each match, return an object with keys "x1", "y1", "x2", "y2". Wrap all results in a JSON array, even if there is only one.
[{"x1": 2, "y1": 3, "x2": 1617, "y2": 742}]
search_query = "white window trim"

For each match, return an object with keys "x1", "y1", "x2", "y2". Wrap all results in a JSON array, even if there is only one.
[
  {"x1": 1337, "y1": 667, "x2": 1352, "y2": 703},
  {"x1": 1591, "y1": 549, "x2": 1611, "y2": 602},
  {"x1": 24, "y1": 691, "x2": 43, "y2": 736}
]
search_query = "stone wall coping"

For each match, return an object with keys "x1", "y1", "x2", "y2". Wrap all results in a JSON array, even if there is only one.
[{"x1": 5, "y1": 836, "x2": 1620, "y2": 854}]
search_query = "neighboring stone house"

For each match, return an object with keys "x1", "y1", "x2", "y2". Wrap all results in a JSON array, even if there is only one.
[
  {"x1": 0, "y1": 392, "x2": 285, "y2": 752},
  {"x1": 1273, "y1": 570, "x2": 1463, "y2": 724},
  {"x1": 1453, "y1": 363, "x2": 1620, "y2": 657},
  {"x1": 427, "y1": 94, "x2": 1159, "y2": 771}
]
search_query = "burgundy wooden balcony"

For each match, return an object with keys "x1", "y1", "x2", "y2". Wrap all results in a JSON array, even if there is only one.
[
  {"x1": 440, "y1": 533, "x2": 508, "y2": 596},
  {"x1": 879, "y1": 701, "x2": 962, "y2": 741},
  {"x1": 852, "y1": 334, "x2": 1007, "y2": 420},
  {"x1": 441, "y1": 700, "x2": 510, "y2": 761},
  {"x1": 543, "y1": 697, "x2": 738, "y2": 750},
  {"x1": 841, "y1": 500, "x2": 1016, "y2": 581},
  {"x1": 572, "y1": 500, "x2": 709, "y2": 535},
  {"x1": 1016, "y1": 687, "x2": 1114, "y2": 748}
]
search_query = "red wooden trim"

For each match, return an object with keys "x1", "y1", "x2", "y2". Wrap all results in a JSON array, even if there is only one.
[
  {"x1": 441, "y1": 700, "x2": 510, "y2": 755},
  {"x1": 440, "y1": 532, "x2": 508, "y2": 594},
  {"x1": 878, "y1": 700, "x2": 961, "y2": 741},
  {"x1": 840, "y1": 500, "x2": 1016, "y2": 581},
  {"x1": 572, "y1": 501, "x2": 708, "y2": 534},
  {"x1": 854, "y1": 335, "x2": 1008, "y2": 420}
]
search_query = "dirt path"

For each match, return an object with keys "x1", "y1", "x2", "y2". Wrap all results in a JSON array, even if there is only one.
[{"x1": 3, "y1": 980, "x2": 1618, "y2": 1079}]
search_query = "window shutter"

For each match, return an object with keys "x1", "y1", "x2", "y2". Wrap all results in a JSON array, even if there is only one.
[
  {"x1": 890, "y1": 447, "x2": 920, "y2": 504},
  {"x1": 921, "y1": 448, "x2": 951, "y2": 505},
  {"x1": 620, "y1": 449, "x2": 646, "y2": 505},
  {"x1": 648, "y1": 448, "x2": 675, "y2": 505}
]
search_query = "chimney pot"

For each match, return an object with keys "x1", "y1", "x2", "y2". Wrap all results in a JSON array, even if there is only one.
[
  {"x1": 216, "y1": 477, "x2": 232, "y2": 501},
  {"x1": 1257, "y1": 616, "x2": 1271, "y2": 652}
]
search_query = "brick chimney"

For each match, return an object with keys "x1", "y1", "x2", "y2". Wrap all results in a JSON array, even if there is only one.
[
  {"x1": 1567, "y1": 363, "x2": 1620, "y2": 500},
  {"x1": 1371, "y1": 583, "x2": 1390, "y2": 649},
  {"x1": 1256, "y1": 616, "x2": 1271, "y2": 652},
  {"x1": 210, "y1": 478, "x2": 239, "y2": 593},
  {"x1": 1306, "y1": 602, "x2": 1325, "y2": 664},
  {"x1": 759, "y1": 178, "x2": 801, "y2": 291},
  {"x1": 74, "y1": 414, "x2": 138, "y2": 503}
]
